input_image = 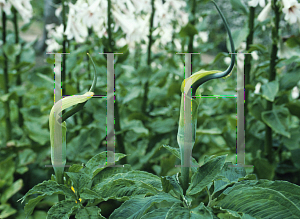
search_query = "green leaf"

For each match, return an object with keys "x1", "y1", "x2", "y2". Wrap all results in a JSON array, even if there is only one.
[
  {"x1": 84, "y1": 151, "x2": 127, "y2": 178},
  {"x1": 0, "y1": 204, "x2": 17, "y2": 218},
  {"x1": 261, "y1": 81, "x2": 279, "y2": 102},
  {"x1": 161, "y1": 175, "x2": 183, "y2": 199},
  {"x1": 66, "y1": 172, "x2": 92, "y2": 194},
  {"x1": 109, "y1": 193, "x2": 182, "y2": 219},
  {"x1": 226, "y1": 27, "x2": 248, "y2": 52},
  {"x1": 47, "y1": 200, "x2": 79, "y2": 219},
  {"x1": 285, "y1": 100, "x2": 300, "y2": 119},
  {"x1": 75, "y1": 206, "x2": 105, "y2": 219},
  {"x1": 279, "y1": 69, "x2": 300, "y2": 90},
  {"x1": 160, "y1": 145, "x2": 199, "y2": 173},
  {"x1": 36, "y1": 73, "x2": 54, "y2": 84},
  {"x1": 0, "y1": 156, "x2": 15, "y2": 189},
  {"x1": 3, "y1": 44, "x2": 21, "y2": 61},
  {"x1": 141, "y1": 202, "x2": 214, "y2": 219},
  {"x1": 247, "y1": 44, "x2": 268, "y2": 54},
  {"x1": 24, "y1": 195, "x2": 46, "y2": 218},
  {"x1": 24, "y1": 121, "x2": 49, "y2": 145},
  {"x1": 215, "y1": 180, "x2": 300, "y2": 219},
  {"x1": 213, "y1": 162, "x2": 246, "y2": 195},
  {"x1": 179, "y1": 23, "x2": 198, "y2": 38},
  {"x1": 89, "y1": 171, "x2": 162, "y2": 201},
  {"x1": 18, "y1": 180, "x2": 75, "y2": 204},
  {"x1": 252, "y1": 157, "x2": 275, "y2": 180},
  {"x1": 1, "y1": 179, "x2": 23, "y2": 203},
  {"x1": 249, "y1": 98, "x2": 265, "y2": 121},
  {"x1": 187, "y1": 155, "x2": 227, "y2": 196},
  {"x1": 281, "y1": 128, "x2": 300, "y2": 151},
  {"x1": 261, "y1": 107, "x2": 291, "y2": 138},
  {"x1": 230, "y1": 0, "x2": 248, "y2": 14}
]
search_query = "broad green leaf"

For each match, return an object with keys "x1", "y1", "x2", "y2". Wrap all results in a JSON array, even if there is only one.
[
  {"x1": 187, "y1": 155, "x2": 227, "y2": 196},
  {"x1": 214, "y1": 180, "x2": 300, "y2": 219},
  {"x1": 248, "y1": 44, "x2": 267, "y2": 54},
  {"x1": 249, "y1": 98, "x2": 265, "y2": 121},
  {"x1": 261, "y1": 81, "x2": 279, "y2": 102},
  {"x1": 148, "y1": 118, "x2": 176, "y2": 134},
  {"x1": 141, "y1": 202, "x2": 214, "y2": 219},
  {"x1": 161, "y1": 175, "x2": 183, "y2": 199},
  {"x1": 91, "y1": 171, "x2": 162, "y2": 199},
  {"x1": 18, "y1": 180, "x2": 75, "y2": 204},
  {"x1": 92, "y1": 164, "x2": 131, "y2": 187},
  {"x1": 122, "y1": 86, "x2": 141, "y2": 104},
  {"x1": 279, "y1": 69, "x2": 300, "y2": 90},
  {"x1": 109, "y1": 193, "x2": 182, "y2": 219},
  {"x1": 83, "y1": 178, "x2": 159, "y2": 202},
  {"x1": 261, "y1": 107, "x2": 291, "y2": 138},
  {"x1": 252, "y1": 157, "x2": 275, "y2": 180},
  {"x1": 84, "y1": 151, "x2": 127, "y2": 178},
  {"x1": 24, "y1": 195, "x2": 46, "y2": 218},
  {"x1": 285, "y1": 100, "x2": 300, "y2": 119},
  {"x1": 0, "y1": 204, "x2": 17, "y2": 219},
  {"x1": 230, "y1": 0, "x2": 248, "y2": 15},
  {"x1": 47, "y1": 200, "x2": 79, "y2": 219},
  {"x1": 281, "y1": 128, "x2": 300, "y2": 151},
  {"x1": 179, "y1": 23, "x2": 198, "y2": 38},
  {"x1": 226, "y1": 27, "x2": 248, "y2": 53},
  {"x1": 75, "y1": 206, "x2": 105, "y2": 219},
  {"x1": 24, "y1": 121, "x2": 49, "y2": 145},
  {"x1": 1, "y1": 179, "x2": 23, "y2": 203},
  {"x1": 0, "y1": 156, "x2": 15, "y2": 188},
  {"x1": 213, "y1": 162, "x2": 246, "y2": 195},
  {"x1": 65, "y1": 172, "x2": 92, "y2": 194},
  {"x1": 211, "y1": 206, "x2": 257, "y2": 219},
  {"x1": 3, "y1": 44, "x2": 21, "y2": 61},
  {"x1": 160, "y1": 145, "x2": 199, "y2": 173}
]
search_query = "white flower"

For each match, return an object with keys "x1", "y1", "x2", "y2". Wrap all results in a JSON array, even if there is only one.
[
  {"x1": 254, "y1": 82, "x2": 262, "y2": 94},
  {"x1": 46, "y1": 39, "x2": 62, "y2": 52},
  {"x1": 199, "y1": 31, "x2": 209, "y2": 43},
  {"x1": 291, "y1": 86, "x2": 300, "y2": 99},
  {"x1": 224, "y1": 57, "x2": 231, "y2": 65},
  {"x1": 251, "y1": 51, "x2": 259, "y2": 60},
  {"x1": 10, "y1": 0, "x2": 33, "y2": 23},
  {"x1": 248, "y1": 0, "x2": 265, "y2": 7},
  {"x1": 0, "y1": 0, "x2": 12, "y2": 15},
  {"x1": 64, "y1": 3, "x2": 88, "y2": 43},
  {"x1": 257, "y1": 1, "x2": 271, "y2": 22},
  {"x1": 282, "y1": 0, "x2": 300, "y2": 24}
]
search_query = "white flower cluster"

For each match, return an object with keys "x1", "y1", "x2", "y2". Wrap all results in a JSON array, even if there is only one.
[
  {"x1": 0, "y1": 0, "x2": 33, "y2": 23},
  {"x1": 46, "y1": 0, "x2": 188, "y2": 53},
  {"x1": 248, "y1": 0, "x2": 300, "y2": 24}
]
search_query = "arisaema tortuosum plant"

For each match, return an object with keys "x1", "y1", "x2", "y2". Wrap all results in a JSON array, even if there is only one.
[
  {"x1": 178, "y1": 1, "x2": 236, "y2": 195},
  {"x1": 49, "y1": 53, "x2": 97, "y2": 201}
]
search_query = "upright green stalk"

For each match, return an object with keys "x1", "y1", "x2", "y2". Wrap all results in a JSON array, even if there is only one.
[
  {"x1": 62, "y1": 0, "x2": 67, "y2": 97},
  {"x1": 2, "y1": 9, "x2": 12, "y2": 142},
  {"x1": 245, "y1": 7, "x2": 255, "y2": 134},
  {"x1": 265, "y1": 0, "x2": 281, "y2": 163},
  {"x1": 107, "y1": 0, "x2": 126, "y2": 163},
  {"x1": 188, "y1": 0, "x2": 196, "y2": 54},
  {"x1": 13, "y1": 7, "x2": 24, "y2": 128},
  {"x1": 141, "y1": 0, "x2": 155, "y2": 116}
]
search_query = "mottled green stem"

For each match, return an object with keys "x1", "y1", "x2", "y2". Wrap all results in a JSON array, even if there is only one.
[
  {"x1": 265, "y1": 0, "x2": 280, "y2": 163},
  {"x1": 13, "y1": 7, "x2": 23, "y2": 128},
  {"x1": 107, "y1": 0, "x2": 126, "y2": 163},
  {"x1": 62, "y1": 0, "x2": 67, "y2": 97},
  {"x1": 141, "y1": 0, "x2": 155, "y2": 116},
  {"x1": 2, "y1": 9, "x2": 12, "y2": 142},
  {"x1": 245, "y1": 7, "x2": 255, "y2": 133}
]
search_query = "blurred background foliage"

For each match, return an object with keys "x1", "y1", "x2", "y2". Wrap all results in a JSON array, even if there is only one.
[{"x1": 0, "y1": 0, "x2": 300, "y2": 218}]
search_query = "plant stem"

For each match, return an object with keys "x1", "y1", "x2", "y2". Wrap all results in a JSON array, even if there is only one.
[
  {"x1": 62, "y1": 0, "x2": 67, "y2": 97},
  {"x1": 2, "y1": 9, "x2": 12, "y2": 142},
  {"x1": 181, "y1": 166, "x2": 189, "y2": 196},
  {"x1": 188, "y1": 0, "x2": 196, "y2": 54},
  {"x1": 141, "y1": 0, "x2": 155, "y2": 116},
  {"x1": 265, "y1": 0, "x2": 280, "y2": 163},
  {"x1": 12, "y1": 7, "x2": 24, "y2": 128},
  {"x1": 244, "y1": 7, "x2": 255, "y2": 135},
  {"x1": 56, "y1": 171, "x2": 65, "y2": 201},
  {"x1": 107, "y1": 0, "x2": 126, "y2": 163}
]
